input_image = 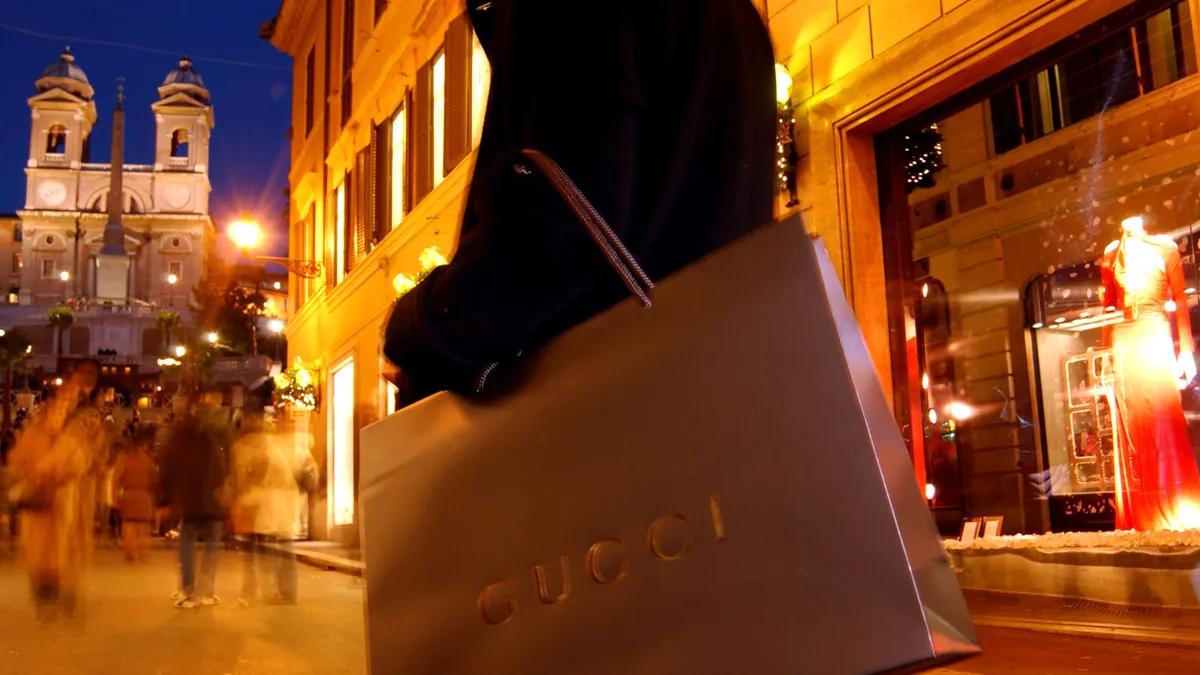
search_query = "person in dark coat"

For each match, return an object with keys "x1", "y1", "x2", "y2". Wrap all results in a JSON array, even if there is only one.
[
  {"x1": 383, "y1": 0, "x2": 776, "y2": 404},
  {"x1": 159, "y1": 394, "x2": 230, "y2": 608}
]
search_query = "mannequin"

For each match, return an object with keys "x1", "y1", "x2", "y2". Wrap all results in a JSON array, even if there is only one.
[{"x1": 1100, "y1": 216, "x2": 1200, "y2": 531}]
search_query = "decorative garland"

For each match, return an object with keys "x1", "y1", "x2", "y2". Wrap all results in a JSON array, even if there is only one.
[
  {"x1": 777, "y1": 98, "x2": 798, "y2": 207},
  {"x1": 905, "y1": 123, "x2": 944, "y2": 193},
  {"x1": 274, "y1": 358, "x2": 320, "y2": 411}
]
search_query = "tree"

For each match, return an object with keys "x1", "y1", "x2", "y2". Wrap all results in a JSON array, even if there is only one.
[
  {"x1": 46, "y1": 306, "x2": 76, "y2": 356},
  {"x1": 155, "y1": 310, "x2": 182, "y2": 355},
  {"x1": 191, "y1": 275, "x2": 266, "y2": 356},
  {"x1": 0, "y1": 330, "x2": 32, "y2": 431}
]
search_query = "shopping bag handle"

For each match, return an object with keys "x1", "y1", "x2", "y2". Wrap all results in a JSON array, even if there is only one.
[{"x1": 518, "y1": 149, "x2": 655, "y2": 308}]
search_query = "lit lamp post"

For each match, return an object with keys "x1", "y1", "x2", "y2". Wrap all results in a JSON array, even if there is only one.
[
  {"x1": 59, "y1": 270, "x2": 69, "y2": 302},
  {"x1": 167, "y1": 273, "x2": 178, "y2": 308}
]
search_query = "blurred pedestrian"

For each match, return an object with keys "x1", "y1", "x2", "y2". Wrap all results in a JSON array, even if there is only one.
[
  {"x1": 7, "y1": 361, "x2": 110, "y2": 620},
  {"x1": 231, "y1": 414, "x2": 310, "y2": 605},
  {"x1": 114, "y1": 426, "x2": 158, "y2": 563},
  {"x1": 159, "y1": 392, "x2": 230, "y2": 609}
]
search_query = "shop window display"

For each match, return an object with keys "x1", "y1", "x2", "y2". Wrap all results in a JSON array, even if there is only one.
[{"x1": 1028, "y1": 217, "x2": 1200, "y2": 531}]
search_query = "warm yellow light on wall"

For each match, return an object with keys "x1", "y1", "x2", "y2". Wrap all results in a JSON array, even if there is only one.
[{"x1": 775, "y1": 63, "x2": 793, "y2": 104}]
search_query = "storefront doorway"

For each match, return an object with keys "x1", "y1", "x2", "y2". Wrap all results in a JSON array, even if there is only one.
[
  {"x1": 874, "y1": 0, "x2": 1200, "y2": 534},
  {"x1": 329, "y1": 358, "x2": 356, "y2": 531}
]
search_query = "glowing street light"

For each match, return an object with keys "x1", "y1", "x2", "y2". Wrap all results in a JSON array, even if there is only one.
[
  {"x1": 175, "y1": 345, "x2": 186, "y2": 358},
  {"x1": 54, "y1": 377, "x2": 63, "y2": 386},
  {"x1": 229, "y1": 218, "x2": 262, "y2": 252},
  {"x1": 273, "y1": 281, "x2": 281, "y2": 290},
  {"x1": 268, "y1": 318, "x2": 284, "y2": 334},
  {"x1": 206, "y1": 332, "x2": 218, "y2": 344},
  {"x1": 59, "y1": 270, "x2": 69, "y2": 282},
  {"x1": 167, "y1": 273, "x2": 178, "y2": 285}
]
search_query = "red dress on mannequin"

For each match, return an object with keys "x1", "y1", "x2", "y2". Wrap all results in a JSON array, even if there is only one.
[{"x1": 1101, "y1": 234, "x2": 1200, "y2": 531}]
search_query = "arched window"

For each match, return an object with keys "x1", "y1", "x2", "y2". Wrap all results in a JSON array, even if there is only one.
[
  {"x1": 170, "y1": 129, "x2": 189, "y2": 158},
  {"x1": 46, "y1": 124, "x2": 67, "y2": 154}
]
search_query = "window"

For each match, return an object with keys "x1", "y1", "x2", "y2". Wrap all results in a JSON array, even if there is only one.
[
  {"x1": 432, "y1": 50, "x2": 446, "y2": 187},
  {"x1": 990, "y1": 1, "x2": 1195, "y2": 154},
  {"x1": 335, "y1": 181, "x2": 347, "y2": 282},
  {"x1": 170, "y1": 129, "x2": 189, "y2": 158},
  {"x1": 168, "y1": 261, "x2": 183, "y2": 281},
  {"x1": 341, "y1": 0, "x2": 356, "y2": 125},
  {"x1": 41, "y1": 259, "x2": 56, "y2": 278},
  {"x1": 13, "y1": 225, "x2": 21, "y2": 243},
  {"x1": 471, "y1": 30, "x2": 490, "y2": 148},
  {"x1": 390, "y1": 105, "x2": 407, "y2": 230},
  {"x1": 46, "y1": 124, "x2": 66, "y2": 155},
  {"x1": 305, "y1": 47, "x2": 315, "y2": 137},
  {"x1": 330, "y1": 359, "x2": 356, "y2": 526}
]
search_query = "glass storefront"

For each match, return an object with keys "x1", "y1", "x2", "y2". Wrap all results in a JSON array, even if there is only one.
[
  {"x1": 331, "y1": 359, "x2": 356, "y2": 527},
  {"x1": 882, "y1": 0, "x2": 1200, "y2": 534}
]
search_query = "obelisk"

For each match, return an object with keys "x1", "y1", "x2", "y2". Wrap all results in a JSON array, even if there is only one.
[{"x1": 96, "y1": 78, "x2": 130, "y2": 303}]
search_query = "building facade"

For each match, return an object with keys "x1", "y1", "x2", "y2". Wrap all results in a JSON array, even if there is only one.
[
  {"x1": 6, "y1": 49, "x2": 216, "y2": 393},
  {"x1": 767, "y1": 0, "x2": 1200, "y2": 536},
  {"x1": 265, "y1": 0, "x2": 489, "y2": 542},
  {"x1": 269, "y1": 0, "x2": 1200, "y2": 542}
]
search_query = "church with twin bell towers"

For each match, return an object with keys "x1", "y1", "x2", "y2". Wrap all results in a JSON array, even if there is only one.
[{"x1": 6, "y1": 47, "x2": 216, "y2": 384}]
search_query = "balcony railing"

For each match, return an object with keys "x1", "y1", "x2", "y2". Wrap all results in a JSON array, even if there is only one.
[
  {"x1": 42, "y1": 153, "x2": 66, "y2": 165},
  {"x1": 168, "y1": 156, "x2": 189, "y2": 168}
]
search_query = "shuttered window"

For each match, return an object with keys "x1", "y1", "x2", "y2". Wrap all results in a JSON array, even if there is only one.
[
  {"x1": 373, "y1": 120, "x2": 389, "y2": 243},
  {"x1": 335, "y1": 181, "x2": 347, "y2": 283},
  {"x1": 444, "y1": 15, "x2": 471, "y2": 170},
  {"x1": 353, "y1": 147, "x2": 369, "y2": 267},
  {"x1": 341, "y1": 0, "x2": 355, "y2": 125},
  {"x1": 413, "y1": 63, "x2": 432, "y2": 203},
  {"x1": 304, "y1": 47, "x2": 315, "y2": 137}
]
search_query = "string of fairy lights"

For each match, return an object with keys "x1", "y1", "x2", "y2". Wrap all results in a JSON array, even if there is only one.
[{"x1": 905, "y1": 123, "x2": 944, "y2": 193}]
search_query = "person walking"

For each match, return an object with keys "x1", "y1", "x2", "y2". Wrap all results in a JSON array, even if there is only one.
[
  {"x1": 159, "y1": 392, "x2": 230, "y2": 608},
  {"x1": 7, "y1": 363, "x2": 111, "y2": 620},
  {"x1": 232, "y1": 415, "x2": 303, "y2": 605},
  {"x1": 113, "y1": 427, "x2": 158, "y2": 562}
]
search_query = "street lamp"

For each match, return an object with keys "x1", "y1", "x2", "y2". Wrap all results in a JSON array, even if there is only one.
[
  {"x1": 167, "y1": 273, "x2": 178, "y2": 307},
  {"x1": 268, "y1": 319, "x2": 284, "y2": 333},
  {"x1": 206, "y1": 332, "x2": 218, "y2": 344},
  {"x1": 229, "y1": 218, "x2": 262, "y2": 253},
  {"x1": 59, "y1": 270, "x2": 69, "y2": 301},
  {"x1": 175, "y1": 345, "x2": 186, "y2": 358}
]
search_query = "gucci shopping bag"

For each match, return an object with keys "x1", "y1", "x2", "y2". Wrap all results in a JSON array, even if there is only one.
[{"x1": 360, "y1": 151, "x2": 980, "y2": 675}]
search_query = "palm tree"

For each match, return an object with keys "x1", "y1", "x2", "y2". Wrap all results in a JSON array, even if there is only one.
[
  {"x1": 0, "y1": 330, "x2": 32, "y2": 431},
  {"x1": 46, "y1": 306, "x2": 76, "y2": 356},
  {"x1": 155, "y1": 310, "x2": 182, "y2": 355}
]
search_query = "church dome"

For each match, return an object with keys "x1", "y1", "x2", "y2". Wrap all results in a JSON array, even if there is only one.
[
  {"x1": 36, "y1": 47, "x2": 93, "y2": 100},
  {"x1": 163, "y1": 57, "x2": 206, "y2": 89}
]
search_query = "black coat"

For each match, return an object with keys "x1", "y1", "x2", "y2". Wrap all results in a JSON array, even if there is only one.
[
  {"x1": 159, "y1": 415, "x2": 229, "y2": 521},
  {"x1": 384, "y1": 0, "x2": 776, "y2": 400}
]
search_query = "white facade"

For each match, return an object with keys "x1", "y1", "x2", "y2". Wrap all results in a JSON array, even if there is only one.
[{"x1": 7, "y1": 50, "x2": 216, "y2": 362}]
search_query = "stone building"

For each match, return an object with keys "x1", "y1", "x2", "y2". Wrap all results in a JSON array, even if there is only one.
[
  {"x1": 767, "y1": 0, "x2": 1200, "y2": 535},
  {"x1": 6, "y1": 48, "x2": 215, "y2": 393},
  {"x1": 264, "y1": 0, "x2": 490, "y2": 542}
]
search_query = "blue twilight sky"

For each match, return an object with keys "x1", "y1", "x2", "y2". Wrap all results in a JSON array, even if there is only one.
[{"x1": 0, "y1": 1, "x2": 292, "y2": 256}]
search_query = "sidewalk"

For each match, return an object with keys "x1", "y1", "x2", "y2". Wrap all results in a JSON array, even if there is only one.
[
  {"x1": 273, "y1": 546, "x2": 1200, "y2": 649},
  {"x1": 963, "y1": 589, "x2": 1200, "y2": 648},
  {"x1": 262, "y1": 540, "x2": 364, "y2": 577}
]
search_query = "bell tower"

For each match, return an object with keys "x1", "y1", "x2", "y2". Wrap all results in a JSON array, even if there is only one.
[
  {"x1": 153, "y1": 57, "x2": 214, "y2": 173},
  {"x1": 27, "y1": 47, "x2": 96, "y2": 210}
]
